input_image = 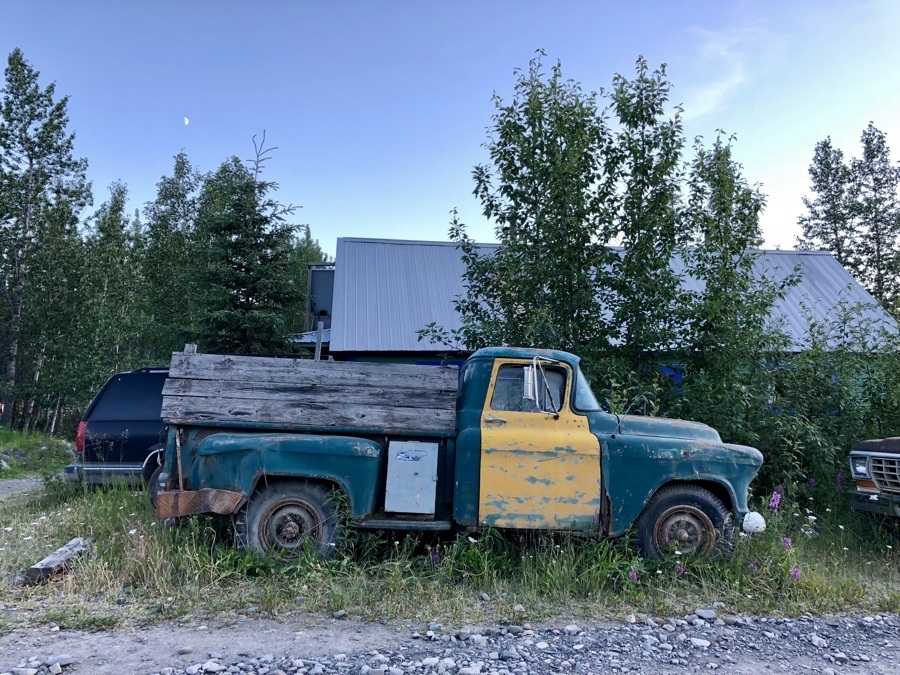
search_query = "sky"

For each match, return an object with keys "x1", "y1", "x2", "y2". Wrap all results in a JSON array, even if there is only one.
[{"x1": 3, "y1": 1, "x2": 899, "y2": 258}]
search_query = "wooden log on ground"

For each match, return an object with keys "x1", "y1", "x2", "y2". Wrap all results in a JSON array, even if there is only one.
[{"x1": 25, "y1": 537, "x2": 92, "y2": 585}]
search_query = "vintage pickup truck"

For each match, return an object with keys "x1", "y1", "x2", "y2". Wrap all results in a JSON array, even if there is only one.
[
  {"x1": 848, "y1": 437, "x2": 900, "y2": 518},
  {"x1": 153, "y1": 346, "x2": 764, "y2": 559}
]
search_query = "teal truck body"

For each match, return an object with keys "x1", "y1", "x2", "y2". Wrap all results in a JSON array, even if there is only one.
[{"x1": 154, "y1": 346, "x2": 764, "y2": 558}]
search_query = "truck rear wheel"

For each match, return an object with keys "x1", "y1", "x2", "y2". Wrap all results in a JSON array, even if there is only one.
[
  {"x1": 235, "y1": 481, "x2": 340, "y2": 560},
  {"x1": 636, "y1": 485, "x2": 733, "y2": 559}
]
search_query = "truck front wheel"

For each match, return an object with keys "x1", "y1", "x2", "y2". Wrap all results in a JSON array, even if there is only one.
[
  {"x1": 636, "y1": 485, "x2": 733, "y2": 559},
  {"x1": 235, "y1": 481, "x2": 340, "y2": 560}
]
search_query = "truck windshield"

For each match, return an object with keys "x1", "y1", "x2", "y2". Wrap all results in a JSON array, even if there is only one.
[{"x1": 574, "y1": 368, "x2": 601, "y2": 411}]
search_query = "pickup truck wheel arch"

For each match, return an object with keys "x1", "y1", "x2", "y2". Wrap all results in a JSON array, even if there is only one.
[
  {"x1": 234, "y1": 481, "x2": 341, "y2": 560},
  {"x1": 140, "y1": 445, "x2": 165, "y2": 486},
  {"x1": 636, "y1": 484, "x2": 734, "y2": 559}
]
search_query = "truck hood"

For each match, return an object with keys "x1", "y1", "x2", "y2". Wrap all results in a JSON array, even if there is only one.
[{"x1": 615, "y1": 414, "x2": 722, "y2": 444}]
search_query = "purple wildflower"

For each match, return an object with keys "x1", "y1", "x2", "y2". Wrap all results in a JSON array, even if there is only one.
[
  {"x1": 835, "y1": 473, "x2": 844, "y2": 491},
  {"x1": 748, "y1": 562, "x2": 759, "y2": 571},
  {"x1": 628, "y1": 570, "x2": 638, "y2": 582},
  {"x1": 809, "y1": 476, "x2": 817, "y2": 486},
  {"x1": 789, "y1": 567, "x2": 801, "y2": 581},
  {"x1": 781, "y1": 537, "x2": 793, "y2": 548},
  {"x1": 768, "y1": 491, "x2": 781, "y2": 514},
  {"x1": 676, "y1": 564, "x2": 686, "y2": 576}
]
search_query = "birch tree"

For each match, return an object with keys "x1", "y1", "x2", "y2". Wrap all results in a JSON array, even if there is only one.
[{"x1": 0, "y1": 48, "x2": 90, "y2": 425}]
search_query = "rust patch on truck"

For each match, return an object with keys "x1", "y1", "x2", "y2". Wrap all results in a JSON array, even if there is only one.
[{"x1": 156, "y1": 488, "x2": 244, "y2": 518}]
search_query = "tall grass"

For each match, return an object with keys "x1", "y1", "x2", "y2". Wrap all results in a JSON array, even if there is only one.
[
  {"x1": 0, "y1": 477, "x2": 896, "y2": 634},
  {"x1": 0, "y1": 429, "x2": 73, "y2": 479}
]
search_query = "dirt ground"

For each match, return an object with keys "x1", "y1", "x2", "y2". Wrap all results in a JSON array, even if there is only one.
[{"x1": 0, "y1": 615, "x2": 418, "y2": 674}]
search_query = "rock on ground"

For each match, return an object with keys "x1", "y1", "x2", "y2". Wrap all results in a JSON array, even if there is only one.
[{"x1": 0, "y1": 612, "x2": 898, "y2": 674}]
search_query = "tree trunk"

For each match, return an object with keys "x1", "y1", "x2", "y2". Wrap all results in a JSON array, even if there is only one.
[
  {"x1": 49, "y1": 397, "x2": 62, "y2": 436},
  {"x1": 21, "y1": 349, "x2": 44, "y2": 431},
  {"x1": 1, "y1": 292, "x2": 22, "y2": 427}
]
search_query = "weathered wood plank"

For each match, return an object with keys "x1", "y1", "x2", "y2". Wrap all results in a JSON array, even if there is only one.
[
  {"x1": 25, "y1": 537, "x2": 92, "y2": 585},
  {"x1": 162, "y1": 377, "x2": 455, "y2": 410},
  {"x1": 162, "y1": 395, "x2": 456, "y2": 433},
  {"x1": 164, "y1": 352, "x2": 459, "y2": 434},
  {"x1": 168, "y1": 352, "x2": 458, "y2": 391}
]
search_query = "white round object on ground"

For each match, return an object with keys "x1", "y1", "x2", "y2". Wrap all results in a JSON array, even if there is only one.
[{"x1": 742, "y1": 511, "x2": 766, "y2": 533}]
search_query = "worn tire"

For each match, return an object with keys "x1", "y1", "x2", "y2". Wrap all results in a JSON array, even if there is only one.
[
  {"x1": 636, "y1": 485, "x2": 733, "y2": 559},
  {"x1": 148, "y1": 465, "x2": 164, "y2": 509},
  {"x1": 234, "y1": 481, "x2": 340, "y2": 560}
]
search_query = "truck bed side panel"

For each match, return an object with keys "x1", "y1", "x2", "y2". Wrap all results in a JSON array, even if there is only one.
[{"x1": 163, "y1": 352, "x2": 458, "y2": 436}]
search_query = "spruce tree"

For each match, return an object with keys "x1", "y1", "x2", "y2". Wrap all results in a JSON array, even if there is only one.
[{"x1": 195, "y1": 139, "x2": 303, "y2": 354}]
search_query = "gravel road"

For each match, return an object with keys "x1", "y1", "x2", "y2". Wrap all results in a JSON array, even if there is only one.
[
  {"x1": 0, "y1": 477, "x2": 42, "y2": 500},
  {"x1": 1, "y1": 610, "x2": 897, "y2": 675},
  {"x1": 1, "y1": 478, "x2": 897, "y2": 674}
]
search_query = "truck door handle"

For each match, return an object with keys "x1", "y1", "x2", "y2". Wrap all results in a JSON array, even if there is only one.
[{"x1": 485, "y1": 416, "x2": 507, "y2": 424}]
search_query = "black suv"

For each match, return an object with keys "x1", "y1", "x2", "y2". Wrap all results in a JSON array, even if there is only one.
[{"x1": 64, "y1": 368, "x2": 168, "y2": 486}]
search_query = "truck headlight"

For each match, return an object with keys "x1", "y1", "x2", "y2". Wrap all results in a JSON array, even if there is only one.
[{"x1": 850, "y1": 455, "x2": 869, "y2": 478}]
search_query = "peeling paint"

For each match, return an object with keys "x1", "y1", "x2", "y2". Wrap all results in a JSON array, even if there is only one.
[{"x1": 479, "y1": 359, "x2": 602, "y2": 531}]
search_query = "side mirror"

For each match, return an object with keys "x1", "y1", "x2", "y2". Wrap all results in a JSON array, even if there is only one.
[{"x1": 523, "y1": 366, "x2": 535, "y2": 401}]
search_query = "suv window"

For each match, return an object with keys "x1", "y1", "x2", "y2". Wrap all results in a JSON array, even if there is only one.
[{"x1": 89, "y1": 372, "x2": 166, "y2": 421}]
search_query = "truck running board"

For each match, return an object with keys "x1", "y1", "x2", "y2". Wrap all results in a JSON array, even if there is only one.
[{"x1": 357, "y1": 519, "x2": 452, "y2": 531}]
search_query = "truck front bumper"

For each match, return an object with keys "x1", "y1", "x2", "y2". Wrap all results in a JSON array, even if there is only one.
[
  {"x1": 847, "y1": 490, "x2": 900, "y2": 518},
  {"x1": 156, "y1": 489, "x2": 245, "y2": 518}
]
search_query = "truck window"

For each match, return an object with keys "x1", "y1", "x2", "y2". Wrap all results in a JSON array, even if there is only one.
[
  {"x1": 573, "y1": 367, "x2": 602, "y2": 411},
  {"x1": 491, "y1": 365, "x2": 565, "y2": 413}
]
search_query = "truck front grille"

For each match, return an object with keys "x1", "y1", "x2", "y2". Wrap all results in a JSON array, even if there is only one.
[{"x1": 871, "y1": 456, "x2": 900, "y2": 494}]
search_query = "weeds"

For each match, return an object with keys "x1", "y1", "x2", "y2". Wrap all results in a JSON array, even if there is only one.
[
  {"x1": 0, "y1": 474, "x2": 897, "y2": 634},
  {"x1": 0, "y1": 430, "x2": 73, "y2": 479}
]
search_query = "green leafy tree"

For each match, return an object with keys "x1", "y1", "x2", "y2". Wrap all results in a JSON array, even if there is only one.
[
  {"x1": 0, "y1": 48, "x2": 90, "y2": 425},
  {"x1": 195, "y1": 138, "x2": 303, "y2": 354},
  {"x1": 141, "y1": 152, "x2": 201, "y2": 358},
  {"x1": 80, "y1": 182, "x2": 145, "y2": 384},
  {"x1": 849, "y1": 123, "x2": 900, "y2": 314},
  {"x1": 428, "y1": 53, "x2": 618, "y2": 367},
  {"x1": 17, "y1": 197, "x2": 86, "y2": 431},
  {"x1": 797, "y1": 138, "x2": 854, "y2": 266},
  {"x1": 676, "y1": 133, "x2": 791, "y2": 444},
  {"x1": 607, "y1": 57, "x2": 687, "y2": 373},
  {"x1": 798, "y1": 124, "x2": 900, "y2": 318}
]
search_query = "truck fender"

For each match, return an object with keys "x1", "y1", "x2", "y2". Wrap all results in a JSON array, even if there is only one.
[{"x1": 193, "y1": 433, "x2": 383, "y2": 519}]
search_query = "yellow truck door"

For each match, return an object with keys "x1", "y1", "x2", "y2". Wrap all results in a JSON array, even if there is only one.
[{"x1": 478, "y1": 359, "x2": 602, "y2": 530}]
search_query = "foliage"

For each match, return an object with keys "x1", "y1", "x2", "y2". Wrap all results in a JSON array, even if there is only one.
[
  {"x1": 0, "y1": 48, "x2": 90, "y2": 426},
  {"x1": 430, "y1": 53, "x2": 898, "y2": 497},
  {"x1": 797, "y1": 137, "x2": 854, "y2": 265},
  {"x1": 194, "y1": 137, "x2": 305, "y2": 354},
  {"x1": 849, "y1": 124, "x2": 900, "y2": 315},
  {"x1": 140, "y1": 152, "x2": 202, "y2": 358},
  {"x1": 798, "y1": 123, "x2": 900, "y2": 318},
  {"x1": 607, "y1": 57, "x2": 687, "y2": 374},
  {"x1": 0, "y1": 481, "x2": 897, "y2": 629},
  {"x1": 0, "y1": 428, "x2": 72, "y2": 477},
  {"x1": 0, "y1": 47, "x2": 330, "y2": 431},
  {"x1": 435, "y1": 52, "x2": 618, "y2": 363},
  {"x1": 672, "y1": 133, "x2": 794, "y2": 450}
]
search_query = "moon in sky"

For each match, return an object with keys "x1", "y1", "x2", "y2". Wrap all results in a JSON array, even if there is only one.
[{"x1": 184, "y1": 117, "x2": 189, "y2": 126}]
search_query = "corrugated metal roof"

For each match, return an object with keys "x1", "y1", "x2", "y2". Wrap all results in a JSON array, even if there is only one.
[{"x1": 330, "y1": 238, "x2": 898, "y2": 353}]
